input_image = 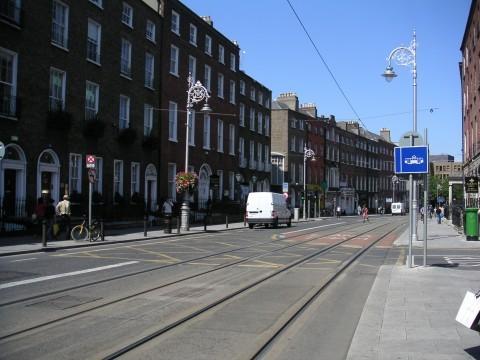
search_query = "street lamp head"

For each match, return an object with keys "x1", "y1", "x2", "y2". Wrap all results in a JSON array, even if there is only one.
[
  {"x1": 382, "y1": 66, "x2": 397, "y2": 82},
  {"x1": 235, "y1": 173, "x2": 242, "y2": 182},
  {"x1": 200, "y1": 102, "x2": 212, "y2": 114},
  {"x1": 251, "y1": 175, "x2": 257, "y2": 183}
]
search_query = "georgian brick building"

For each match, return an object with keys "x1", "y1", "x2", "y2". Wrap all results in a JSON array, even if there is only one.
[{"x1": 0, "y1": 0, "x2": 271, "y2": 229}]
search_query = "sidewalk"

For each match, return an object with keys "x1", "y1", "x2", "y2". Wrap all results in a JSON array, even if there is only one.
[
  {"x1": 347, "y1": 217, "x2": 480, "y2": 360},
  {"x1": 0, "y1": 221, "x2": 248, "y2": 256}
]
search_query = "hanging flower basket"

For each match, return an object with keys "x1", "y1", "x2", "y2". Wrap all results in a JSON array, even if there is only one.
[{"x1": 175, "y1": 172, "x2": 198, "y2": 193}]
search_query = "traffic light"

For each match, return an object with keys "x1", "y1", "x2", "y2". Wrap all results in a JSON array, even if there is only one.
[{"x1": 301, "y1": 192, "x2": 305, "y2": 201}]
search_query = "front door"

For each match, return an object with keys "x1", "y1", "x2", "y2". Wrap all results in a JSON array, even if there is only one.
[{"x1": 3, "y1": 169, "x2": 16, "y2": 217}]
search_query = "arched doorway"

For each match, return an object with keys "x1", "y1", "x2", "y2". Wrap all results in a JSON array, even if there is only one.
[
  {"x1": 37, "y1": 150, "x2": 60, "y2": 204},
  {"x1": 198, "y1": 164, "x2": 212, "y2": 209},
  {"x1": 144, "y1": 163, "x2": 157, "y2": 212},
  {"x1": 1, "y1": 144, "x2": 27, "y2": 228}
]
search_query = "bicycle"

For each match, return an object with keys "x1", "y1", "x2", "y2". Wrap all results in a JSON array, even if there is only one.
[{"x1": 71, "y1": 215, "x2": 102, "y2": 241}]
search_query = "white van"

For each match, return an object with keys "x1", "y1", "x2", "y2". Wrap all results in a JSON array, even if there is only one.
[
  {"x1": 246, "y1": 192, "x2": 292, "y2": 229},
  {"x1": 391, "y1": 202, "x2": 406, "y2": 216}
]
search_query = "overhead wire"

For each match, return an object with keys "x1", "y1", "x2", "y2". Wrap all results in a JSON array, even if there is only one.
[{"x1": 285, "y1": 0, "x2": 368, "y2": 130}]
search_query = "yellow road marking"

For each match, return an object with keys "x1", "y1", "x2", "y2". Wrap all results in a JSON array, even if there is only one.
[
  {"x1": 238, "y1": 259, "x2": 281, "y2": 268},
  {"x1": 213, "y1": 241, "x2": 237, "y2": 247},
  {"x1": 186, "y1": 262, "x2": 221, "y2": 266},
  {"x1": 125, "y1": 246, "x2": 180, "y2": 262},
  {"x1": 307, "y1": 259, "x2": 341, "y2": 265},
  {"x1": 340, "y1": 244, "x2": 362, "y2": 249}
]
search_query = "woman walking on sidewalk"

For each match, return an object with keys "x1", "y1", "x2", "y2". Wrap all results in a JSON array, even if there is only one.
[{"x1": 362, "y1": 206, "x2": 369, "y2": 223}]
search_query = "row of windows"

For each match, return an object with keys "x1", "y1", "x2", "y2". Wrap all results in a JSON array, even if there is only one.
[
  {"x1": 52, "y1": 1, "x2": 157, "y2": 55},
  {"x1": 238, "y1": 104, "x2": 270, "y2": 135},
  {"x1": 171, "y1": 10, "x2": 236, "y2": 72}
]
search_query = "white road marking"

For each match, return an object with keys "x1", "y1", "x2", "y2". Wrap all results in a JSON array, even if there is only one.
[
  {"x1": 11, "y1": 258, "x2": 37, "y2": 262},
  {"x1": 0, "y1": 261, "x2": 139, "y2": 290},
  {"x1": 281, "y1": 222, "x2": 346, "y2": 235}
]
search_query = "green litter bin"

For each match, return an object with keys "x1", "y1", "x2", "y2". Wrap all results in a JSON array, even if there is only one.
[{"x1": 464, "y1": 208, "x2": 479, "y2": 241}]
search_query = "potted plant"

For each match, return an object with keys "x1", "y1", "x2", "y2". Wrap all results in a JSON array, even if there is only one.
[{"x1": 175, "y1": 172, "x2": 198, "y2": 194}]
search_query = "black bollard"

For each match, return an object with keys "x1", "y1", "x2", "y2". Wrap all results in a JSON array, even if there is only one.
[
  {"x1": 100, "y1": 220, "x2": 105, "y2": 241},
  {"x1": 204, "y1": 214, "x2": 208, "y2": 231},
  {"x1": 42, "y1": 220, "x2": 47, "y2": 247},
  {"x1": 226, "y1": 215, "x2": 229, "y2": 228},
  {"x1": 144, "y1": 214, "x2": 148, "y2": 237},
  {"x1": 177, "y1": 216, "x2": 181, "y2": 234}
]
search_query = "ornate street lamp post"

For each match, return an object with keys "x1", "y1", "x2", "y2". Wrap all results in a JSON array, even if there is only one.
[
  {"x1": 382, "y1": 31, "x2": 417, "y2": 268},
  {"x1": 392, "y1": 175, "x2": 399, "y2": 203},
  {"x1": 181, "y1": 74, "x2": 211, "y2": 231},
  {"x1": 303, "y1": 147, "x2": 315, "y2": 220}
]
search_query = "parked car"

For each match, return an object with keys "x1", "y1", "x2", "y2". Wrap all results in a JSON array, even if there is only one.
[{"x1": 391, "y1": 202, "x2": 406, "y2": 216}]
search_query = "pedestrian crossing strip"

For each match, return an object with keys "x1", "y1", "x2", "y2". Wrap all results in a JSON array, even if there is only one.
[{"x1": 444, "y1": 255, "x2": 480, "y2": 267}]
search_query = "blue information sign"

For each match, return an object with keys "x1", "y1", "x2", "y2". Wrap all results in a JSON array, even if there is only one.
[{"x1": 394, "y1": 146, "x2": 429, "y2": 174}]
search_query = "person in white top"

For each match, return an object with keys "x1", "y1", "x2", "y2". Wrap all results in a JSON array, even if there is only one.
[{"x1": 56, "y1": 195, "x2": 71, "y2": 239}]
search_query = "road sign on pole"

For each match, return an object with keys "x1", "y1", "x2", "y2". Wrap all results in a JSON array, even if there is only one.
[
  {"x1": 394, "y1": 146, "x2": 429, "y2": 174},
  {"x1": 88, "y1": 168, "x2": 96, "y2": 184},
  {"x1": 0, "y1": 141, "x2": 4, "y2": 160},
  {"x1": 86, "y1": 155, "x2": 96, "y2": 169}
]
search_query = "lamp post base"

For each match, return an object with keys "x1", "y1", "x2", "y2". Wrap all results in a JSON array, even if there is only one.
[{"x1": 181, "y1": 195, "x2": 190, "y2": 231}]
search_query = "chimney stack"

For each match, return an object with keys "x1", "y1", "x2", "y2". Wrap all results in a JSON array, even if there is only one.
[
  {"x1": 380, "y1": 128, "x2": 391, "y2": 142},
  {"x1": 276, "y1": 92, "x2": 299, "y2": 111},
  {"x1": 201, "y1": 16, "x2": 213, "y2": 26},
  {"x1": 299, "y1": 103, "x2": 317, "y2": 118}
]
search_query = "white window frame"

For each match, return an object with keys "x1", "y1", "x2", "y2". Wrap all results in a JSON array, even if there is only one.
[
  {"x1": 239, "y1": 80, "x2": 245, "y2": 95},
  {"x1": 85, "y1": 81, "x2": 99, "y2": 120},
  {"x1": 239, "y1": 103, "x2": 245, "y2": 127},
  {"x1": 189, "y1": 23, "x2": 197, "y2": 46},
  {"x1": 146, "y1": 20, "x2": 156, "y2": 43},
  {"x1": 249, "y1": 140, "x2": 255, "y2": 164},
  {"x1": 168, "y1": 101, "x2": 178, "y2": 141},
  {"x1": 249, "y1": 108, "x2": 255, "y2": 131},
  {"x1": 120, "y1": 38, "x2": 132, "y2": 77},
  {"x1": 229, "y1": 124, "x2": 235, "y2": 155},
  {"x1": 205, "y1": 34, "x2": 212, "y2": 55},
  {"x1": 52, "y1": 1, "x2": 69, "y2": 49},
  {"x1": 229, "y1": 80, "x2": 235, "y2": 104},
  {"x1": 230, "y1": 53, "x2": 236, "y2": 71},
  {"x1": 113, "y1": 160, "x2": 124, "y2": 198},
  {"x1": 131, "y1": 162, "x2": 140, "y2": 195},
  {"x1": 218, "y1": 44, "x2": 225, "y2": 64},
  {"x1": 203, "y1": 114, "x2": 211, "y2": 149},
  {"x1": 217, "y1": 73, "x2": 224, "y2": 98},
  {"x1": 257, "y1": 112, "x2": 263, "y2": 135},
  {"x1": 49, "y1": 67, "x2": 66, "y2": 111},
  {"x1": 265, "y1": 115, "x2": 270, "y2": 136},
  {"x1": 167, "y1": 163, "x2": 177, "y2": 200},
  {"x1": 119, "y1": 95, "x2": 130, "y2": 129},
  {"x1": 0, "y1": 48, "x2": 17, "y2": 118},
  {"x1": 93, "y1": 156, "x2": 103, "y2": 194},
  {"x1": 239, "y1": 137, "x2": 245, "y2": 160},
  {"x1": 69, "y1": 153, "x2": 82, "y2": 194},
  {"x1": 170, "y1": 44, "x2": 179, "y2": 76},
  {"x1": 204, "y1": 64, "x2": 211, "y2": 91},
  {"x1": 258, "y1": 91, "x2": 263, "y2": 105},
  {"x1": 250, "y1": 86, "x2": 255, "y2": 101},
  {"x1": 87, "y1": 19, "x2": 101, "y2": 64},
  {"x1": 121, "y1": 2, "x2": 133, "y2": 28},
  {"x1": 144, "y1": 104, "x2": 153, "y2": 136},
  {"x1": 171, "y1": 10, "x2": 180, "y2": 35},
  {"x1": 188, "y1": 55, "x2": 196, "y2": 81},
  {"x1": 217, "y1": 119, "x2": 224, "y2": 153},
  {"x1": 145, "y1": 52, "x2": 154, "y2": 88}
]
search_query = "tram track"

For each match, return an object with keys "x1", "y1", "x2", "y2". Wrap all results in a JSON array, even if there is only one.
[
  {"x1": 0, "y1": 220, "x2": 353, "y2": 308},
  {"x1": 0, "y1": 219, "x2": 384, "y2": 342},
  {"x1": 100, "y1": 221, "x2": 405, "y2": 359}
]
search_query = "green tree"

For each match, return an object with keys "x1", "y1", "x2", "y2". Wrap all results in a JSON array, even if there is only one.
[{"x1": 429, "y1": 176, "x2": 448, "y2": 203}]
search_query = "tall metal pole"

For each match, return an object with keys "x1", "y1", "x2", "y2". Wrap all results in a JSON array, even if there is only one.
[
  {"x1": 180, "y1": 105, "x2": 192, "y2": 231},
  {"x1": 411, "y1": 31, "x2": 418, "y2": 252},
  {"x1": 303, "y1": 152, "x2": 307, "y2": 220},
  {"x1": 423, "y1": 128, "x2": 428, "y2": 266}
]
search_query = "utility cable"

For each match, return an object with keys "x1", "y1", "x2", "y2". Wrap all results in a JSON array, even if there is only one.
[{"x1": 285, "y1": 0, "x2": 368, "y2": 130}]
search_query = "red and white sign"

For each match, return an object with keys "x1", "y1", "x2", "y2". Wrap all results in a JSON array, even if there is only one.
[
  {"x1": 86, "y1": 155, "x2": 96, "y2": 169},
  {"x1": 283, "y1": 192, "x2": 289, "y2": 199}
]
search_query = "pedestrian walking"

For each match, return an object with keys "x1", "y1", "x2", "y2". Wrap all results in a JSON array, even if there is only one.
[
  {"x1": 56, "y1": 195, "x2": 71, "y2": 239},
  {"x1": 357, "y1": 205, "x2": 362, "y2": 216},
  {"x1": 362, "y1": 206, "x2": 369, "y2": 223},
  {"x1": 435, "y1": 206, "x2": 442, "y2": 224},
  {"x1": 336, "y1": 205, "x2": 342, "y2": 218},
  {"x1": 420, "y1": 206, "x2": 425, "y2": 222}
]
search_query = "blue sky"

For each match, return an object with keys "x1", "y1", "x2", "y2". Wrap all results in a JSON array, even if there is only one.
[{"x1": 182, "y1": 0, "x2": 471, "y2": 160}]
